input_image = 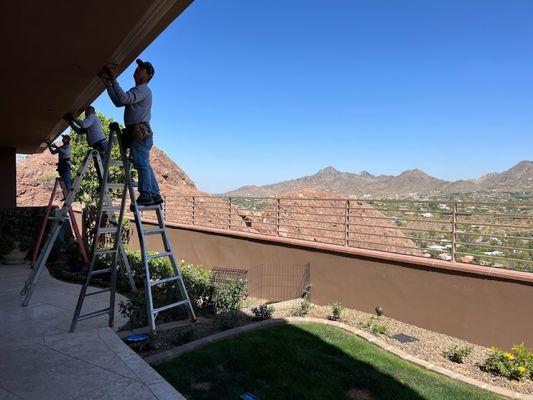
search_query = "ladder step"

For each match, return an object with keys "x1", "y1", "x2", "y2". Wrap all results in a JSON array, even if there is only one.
[
  {"x1": 85, "y1": 288, "x2": 111, "y2": 297},
  {"x1": 137, "y1": 204, "x2": 161, "y2": 211},
  {"x1": 95, "y1": 248, "x2": 117, "y2": 256},
  {"x1": 98, "y1": 227, "x2": 118, "y2": 235},
  {"x1": 107, "y1": 183, "x2": 125, "y2": 189},
  {"x1": 77, "y1": 308, "x2": 112, "y2": 321},
  {"x1": 102, "y1": 205, "x2": 120, "y2": 213},
  {"x1": 144, "y1": 228, "x2": 165, "y2": 235},
  {"x1": 90, "y1": 268, "x2": 111, "y2": 276},
  {"x1": 108, "y1": 160, "x2": 123, "y2": 166},
  {"x1": 146, "y1": 252, "x2": 171, "y2": 261},
  {"x1": 153, "y1": 300, "x2": 189, "y2": 315},
  {"x1": 150, "y1": 276, "x2": 180, "y2": 287}
]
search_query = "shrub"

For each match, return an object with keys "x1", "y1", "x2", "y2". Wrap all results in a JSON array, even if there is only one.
[
  {"x1": 371, "y1": 323, "x2": 388, "y2": 336},
  {"x1": 443, "y1": 345, "x2": 473, "y2": 364},
  {"x1": 251, "y1": 304, "x2": 274, "y2": 320},
  {"x1": 217, "y1": 310, "x2": 242, "y2": 329},
  {"x1": 329, "y1": 301, "x2": 344, "y2": 321},
  {"x1": 482, "y1": 344, "x2": 533, "y2": 381},
  {"x1": 210, "y1": 279, "x2": 247, "y2": 314},
  {"x1": 291, "y1": 298, "x2": 313, "y2": 317},
  {"x1": 119, "y1": 290, "x2": 147, "y2": 327}
]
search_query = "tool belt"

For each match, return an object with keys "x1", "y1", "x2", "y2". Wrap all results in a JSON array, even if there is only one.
[{"x1": 122, "y1": 122, "x2": 152, "y2": 148}]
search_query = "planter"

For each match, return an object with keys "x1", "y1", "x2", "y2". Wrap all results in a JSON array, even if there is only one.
[{"x1": 2, "y1": 242, "x2": 29, "y2": 265}]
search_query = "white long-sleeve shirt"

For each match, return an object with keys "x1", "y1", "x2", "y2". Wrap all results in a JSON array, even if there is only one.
[
  {"x1": 71, "y1": 113, "x2": 106, "y2": 146},
  {"x1": 105, "y1": 80, "x2": 152, "y2": 126}
]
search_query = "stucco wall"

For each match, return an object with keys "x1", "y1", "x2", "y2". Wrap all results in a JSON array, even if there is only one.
[{"x1": 128, "y1": 222, "x2": 533, "y2": 349}]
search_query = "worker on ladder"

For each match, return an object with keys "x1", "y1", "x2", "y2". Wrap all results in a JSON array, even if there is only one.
[
  {"x1": 64, "y1": 106, "x2": 109, "y2": 180},
  {"x1": 64, "y1": 106, "x2": 108, "y2": 156},
  {"x1": 98, "y1": 59, "x2": 163, "y2": 208},
  {"x1": 46, "y1": 134, "x2": 72, "y2": 193}
]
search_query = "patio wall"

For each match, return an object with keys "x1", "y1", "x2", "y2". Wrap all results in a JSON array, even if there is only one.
[{"x1": 129, "y1": 222, "x2": 533, "y2": 349}]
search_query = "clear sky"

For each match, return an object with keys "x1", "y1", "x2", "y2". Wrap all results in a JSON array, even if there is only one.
[{"x1": 93, "y1": 0, "x2": 533, "y2": 193}]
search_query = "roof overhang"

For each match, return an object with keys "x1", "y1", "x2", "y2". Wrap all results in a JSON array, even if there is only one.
[{"x1": 1, "y1": 0, "x2": 193, "y2": 153}]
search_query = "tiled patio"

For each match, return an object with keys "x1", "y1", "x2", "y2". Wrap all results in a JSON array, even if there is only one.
[{"x1": 0, "y1": 264, "x2": 185, "y2": 400}]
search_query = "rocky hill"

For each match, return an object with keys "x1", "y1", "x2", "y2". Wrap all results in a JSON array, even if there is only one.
[
  {"x1": 224, "y1": 161, "x2": 533, "y2": 198},
  {"x1": 16, "y1": 147, "x2": 199, "y2": 206}
]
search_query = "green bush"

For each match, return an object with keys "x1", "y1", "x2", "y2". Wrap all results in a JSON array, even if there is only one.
[
  {"x1": 251, "y1": 304, "x2": 274, "y2": 320},
  {"x1": 119, "y1": 290, "x2": 147, "y2": 327},
  {"x1": 116, "y1": 249, "x2": 247, "y2": 328},
  {"x1": 0, "y1": 233, "x2": 33, "y2": 255},
  {"x1": 443, "y1": 345, "x2": 473, "y2": 364},
  {"x1": 329, "y1": 301, "x2": 344, "y2": 321},
  {"x1": 291, "y1": 297, "x2": 313, "y2": 317},
  {"x1": 482, "y1": 344, "x2": 533, "y2": 381},
  {"x1": 371, "y1": 323, "x2": 388, "y2": 336},
  {"x1": 211, "y1": 279, "x2": 247, "y2": 314}
]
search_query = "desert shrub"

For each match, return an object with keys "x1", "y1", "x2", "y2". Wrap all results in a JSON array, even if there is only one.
[
  {"x1": 291, "y1": 298, "x2": 313, "y2": 317},
  {"x1": 119, "y1": 290, "x2": 147, "y2": 327},
  {"x1": 329, "y1": 301, "x2": 344, "y2": 321},
  {"x1": 251, "y1": 304, "x2": 274, "y2": 320},
  {"x1": 443, "y1": 345, "x2": 473, "y2": 364},
  {"x1": 210, "y1": 279, "x2": 247, "y2": 314},
  {"x1": 482, "y1": 344, "x2": 533, "y2": 381},
  {"x1": 371, "y1": 323, "x2": 388, "y2": 336}
]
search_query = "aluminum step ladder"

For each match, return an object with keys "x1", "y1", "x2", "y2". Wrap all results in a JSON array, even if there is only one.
[
  {"x1": 70, "y1": 122, "x2": 196, "y2": 332},
  {"x1": 20, "y1": 148, "x2": 135, "y2": 306}
]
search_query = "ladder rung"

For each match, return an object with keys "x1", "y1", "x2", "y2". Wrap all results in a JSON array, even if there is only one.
[
  {"x1": 98, "y1": 227, "x2": 118, "y2": 235},
  {"x1": 144, "y1": 228, "x2": 165, "y2": 235},
  {"x1": 153, "y1": 300, "x2": 189, "y2": 315},
  {"x1": 137, "y1": 204, "x2": 160, "y2": 211},
  {"x1": 102, "y1": 205, "x2": 120, "y2": 212},
  {"x1": 146, "y1": 252, "x2": 171, "y2": 261},
  {"x1": 108, "y1": 160, "x2": 123, "y2": 166},
  {"x1": 85, "y1": 288, "x2": 111, "y2": 297},
  {"x1": 107, "y1": 183, "x2": 125, "y2": 189},
  {"x1": 90, "y1": 268, "x2": 111, "y2": 276},
  {"x1": 77, "y1": 308, "x2": 112, "y2": 321},
  {"x1": 150, "y1": 276, "x2": 180, "y2": 287},
  {"x1": 95, "y1": 248, "x2": 117, "y2": 256}
]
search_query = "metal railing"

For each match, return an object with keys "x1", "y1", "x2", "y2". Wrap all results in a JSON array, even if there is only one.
[{"x1": 159, "y1": 195, "x2": 533, "y2": 273}]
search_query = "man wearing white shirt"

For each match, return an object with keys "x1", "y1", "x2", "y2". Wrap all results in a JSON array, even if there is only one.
[{"x1": 99, "y1": 59, "x2": 162, "y2": 207}]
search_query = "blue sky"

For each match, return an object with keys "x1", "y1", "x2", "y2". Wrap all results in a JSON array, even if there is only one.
[{"x1": 93, "y1": 0, "x2": 533, "y2": 193}]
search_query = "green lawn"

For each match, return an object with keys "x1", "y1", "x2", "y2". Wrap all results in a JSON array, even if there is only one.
[{"x1": 155, "y1": 323, "x2": 501, "y2": 400}]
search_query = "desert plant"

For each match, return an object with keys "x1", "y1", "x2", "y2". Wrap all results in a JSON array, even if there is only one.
[
  {"x1": 251, "y1": 304, "x2": 274, "y2": 320},
  {"x1": 482, "y1": 344, "x2": 533, "y2": 381},
  {"x1": 329, "y1": 301, "x2": 344, "y2": 321},
  {"x1": 371, "y1": 323, "x2": 388, "y2": 336},
  {"x1": 443, "y1": 345, "x2": 473, "y2": 364},
  {"x1": 291, "y1": 298, "x2": 313, "y2": 317}
]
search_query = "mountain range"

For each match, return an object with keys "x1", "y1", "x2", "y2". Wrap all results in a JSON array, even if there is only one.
[{"x1": 223, "y1": 161, "x2": 533, "y2": 198}]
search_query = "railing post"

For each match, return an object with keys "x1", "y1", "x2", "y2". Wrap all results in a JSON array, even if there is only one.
[
  {"x1": 192, "y1": 196, "x2": 196, "y2": 225},
  {"x1": 228, "y1": 197, "x2": 232, "y2": 230},
  {"x1": 345, "y1": 199, "x2": 350, "y2": 246},
  {"x1": 276, "y1": 197, "x2": 280, "y2": 236},
  {"x1": 451, "y1": 201, "x2": 457, "y2": 262}
]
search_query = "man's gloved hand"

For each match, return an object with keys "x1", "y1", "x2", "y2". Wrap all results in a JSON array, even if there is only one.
[
  {"x1": 44, "y1": 139, "x2": 52, "y2": 146},
  {"x1": 63, "y1": 113, "x2": 73, "y2": 122}
]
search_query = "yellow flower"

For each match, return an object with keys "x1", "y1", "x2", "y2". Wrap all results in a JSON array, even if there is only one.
[
  {"x1": 517, "y1": 366, "x2": 526, "y2": 373},
  {"x1": 504, "y1": 352, "x2": 515, "y2": 360}
]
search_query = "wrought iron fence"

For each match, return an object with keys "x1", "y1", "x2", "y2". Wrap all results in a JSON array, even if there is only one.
[{"x1": 160, "y1": 195, "x2": 533, "y2": 273}]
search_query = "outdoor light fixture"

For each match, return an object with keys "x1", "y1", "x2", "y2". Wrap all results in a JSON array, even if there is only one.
[{"x1": 375, "y1": 306, "x2": 383, "y2": 316}]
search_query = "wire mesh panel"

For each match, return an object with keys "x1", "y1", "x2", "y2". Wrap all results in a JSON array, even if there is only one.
[{"x1": 247, "y1": 263, "x2": 311, "y2": 303}]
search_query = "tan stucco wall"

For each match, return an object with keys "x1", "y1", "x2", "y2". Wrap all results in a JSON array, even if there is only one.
[{"x1": 128, "y1": 222, "x2": 533, "y2": 349}]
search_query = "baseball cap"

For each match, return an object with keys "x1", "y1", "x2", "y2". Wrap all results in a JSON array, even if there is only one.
[{"x1": 136, "y1": 59, "x2": 155, "y2": 77}]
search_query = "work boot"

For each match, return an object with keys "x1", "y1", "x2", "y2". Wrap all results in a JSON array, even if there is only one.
[
  {"x1": 130, "y1": 196, "x2": 155, "y2": 212},
  {"x1": 152, "y1": 194, "x2": 164, "y2": 205}
]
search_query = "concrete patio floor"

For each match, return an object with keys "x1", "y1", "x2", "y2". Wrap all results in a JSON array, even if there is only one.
[{"x1": 0, "y1": 264, "x2": 185, "y2": 400}]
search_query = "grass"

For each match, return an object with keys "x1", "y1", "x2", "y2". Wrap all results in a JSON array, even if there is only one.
[{"x1": 155, "y1": 323, "x2": 502, "y2": 400}]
